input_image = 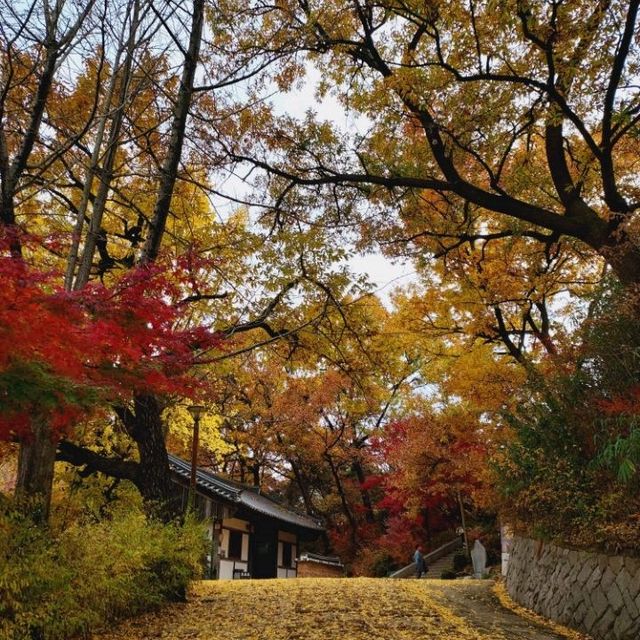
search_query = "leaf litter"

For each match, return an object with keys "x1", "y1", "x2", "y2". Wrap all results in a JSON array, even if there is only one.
[{"x1": 93, "y1": 578, "x2": 578, "y2": 640}]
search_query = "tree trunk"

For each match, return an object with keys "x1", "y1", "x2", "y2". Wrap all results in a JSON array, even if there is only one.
[
  {"x1": 140, "y1": 0, "x2": 204, "y2": 263},
  {"x1": 15, "y1": 421, "x2": 57, "y2": 523},
  {"x1": 73, "y1": 0, "x2": 141, "y2": 290},
  {"x1": 130, "y1": 394, "x2": 180, "y2": 520},
  {"x1": 288, "y1": 455, "x2": 316, "y2": 516},
  {"x1": 4, "y1": 2, "x2": 96, "y2": 523},
  {"x1": 352, "y1": 458, "x2": 375, "y2": 524},
  {"x1": 599, "y1": 236, "x2": 640, "y2": 289},
  {"x1": 457, "y1": 490, "x2": 470, "y2": 558},
  {"x1": 325, "y1": 453, "x2": 359, "y2": 549},
  {"x1": 65, "y1": 0, "x2": 138, "y2": 290},
  {"x1": 123, "y1": 0, "x2": 204, "y2": 520}
]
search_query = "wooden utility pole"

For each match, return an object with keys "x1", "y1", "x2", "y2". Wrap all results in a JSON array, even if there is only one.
[
  {"x1": 457, "y1": 489, "x2": 470, "y2": 557},
  {"x1": 187, "y1": 405, "x2": 205, "y2": 511}
]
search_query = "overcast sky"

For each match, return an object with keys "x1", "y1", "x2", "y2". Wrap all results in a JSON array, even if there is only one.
[{"x1": 269, "y1": 66, "x2": 417, "y2": 302}]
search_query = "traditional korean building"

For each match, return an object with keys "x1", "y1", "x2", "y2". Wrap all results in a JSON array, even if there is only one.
[{"x1": 168, "y1": 454, "x2": 325, "y2": 580}]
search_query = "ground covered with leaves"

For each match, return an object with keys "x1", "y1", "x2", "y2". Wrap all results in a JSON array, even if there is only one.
[{"x1": 93, "y1": 578, "x2": 580, "y2": 640}]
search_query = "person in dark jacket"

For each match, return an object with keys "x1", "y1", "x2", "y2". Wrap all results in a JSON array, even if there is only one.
[{"x1": 413, "y1": 545, "x2": 427, "y2": 578}]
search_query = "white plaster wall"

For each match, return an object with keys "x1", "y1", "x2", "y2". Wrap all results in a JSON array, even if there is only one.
[
  {"x1": 241, "y1": 532, "x2": 249, "y2": 561},
  {"x1": 277, "y1": 568, "x2": 297, "y2": 579},
  {"x1": 219, "y1": 559, "x2": 249, "y2": 580}
]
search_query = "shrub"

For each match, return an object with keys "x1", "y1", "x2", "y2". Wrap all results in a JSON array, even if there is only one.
[
  {"x1": 452, "y1": 551, "x2": 468, "y2": 572},
  {"x1": 440, "y1": 570, "x2": 456, "y2": 580},
  {"x1": 0, "y1": 506, "x2": 207, "y2": 639},
  {"x1": 370, "y1": 552, "x2": 400, "y2": 577},
  {"x1": 494, "y1": 285, "x2": 640, "y2": 555},
  {"x1": 350, "y1": 547, "x2": 401, "y2": 577}
]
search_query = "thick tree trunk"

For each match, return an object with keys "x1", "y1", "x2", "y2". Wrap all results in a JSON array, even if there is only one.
[
  {"x1": 122, "y1": 0, "x2": 204, "y2": 520},
  {"x1": 61, "y1": 395, "x2": 182, "y2": 521},
  {"x1": 15, "y1": 421, "x2": 57, "y2": 523},
  {"x1": 599, "y1": 236, "x2": 640, "y2": 289},
  {"x1": 130, "y1": 395, "x2": 181, "y2": 521}
]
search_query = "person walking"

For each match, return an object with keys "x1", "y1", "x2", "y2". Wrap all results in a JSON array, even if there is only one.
[{"x1": 413, "y1": 545, "x2": 426, "y2": 578}]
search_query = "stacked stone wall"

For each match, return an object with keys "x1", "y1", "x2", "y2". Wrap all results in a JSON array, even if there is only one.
[
  {"x1": 506, "y1": 537, "x2": 640, "y2": 640},
  {"x1": 296, "y1": 560, "x2": 344, "y2": 578}
]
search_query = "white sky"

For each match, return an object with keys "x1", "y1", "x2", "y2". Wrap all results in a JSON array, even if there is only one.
[{"x1": 268, "y1": 66, "x2": 417, "y2": 301}]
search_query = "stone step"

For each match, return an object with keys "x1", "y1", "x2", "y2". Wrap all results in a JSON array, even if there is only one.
[{"x1": 423, "y1": 551, "x2": 458, "y2": 578}]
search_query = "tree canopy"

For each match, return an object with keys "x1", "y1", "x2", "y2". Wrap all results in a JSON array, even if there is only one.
[{"x1": 0, "y1": 0, "x2": 638, "y2": 567}]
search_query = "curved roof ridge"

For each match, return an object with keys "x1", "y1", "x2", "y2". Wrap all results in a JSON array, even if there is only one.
[{"x1": 167, "y1": 454, "x2": 324, "y2": 531}]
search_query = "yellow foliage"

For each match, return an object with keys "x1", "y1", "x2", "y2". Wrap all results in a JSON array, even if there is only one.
[
  {"x1": 163, "y1": 405, "x2": 232, "y2": 462},
  {"x1": 492, "y1": 582, "x2": 590, "y2": 640},
  {"x1": 95, "y1": 578, "x2": 575, "y2": 640}
]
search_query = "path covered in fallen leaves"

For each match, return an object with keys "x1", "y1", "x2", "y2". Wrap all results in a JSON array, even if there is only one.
[{"x1": 93, "y1": 578, "x2": 577, "y2": 640}]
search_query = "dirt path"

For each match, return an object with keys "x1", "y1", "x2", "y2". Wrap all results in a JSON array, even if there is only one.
[
  {"x1": 428, "y1": 581, "x2": 572, "y2": 640},
  {"x1": 93, "y1": 578, "x2": 574, "y2": 640}
]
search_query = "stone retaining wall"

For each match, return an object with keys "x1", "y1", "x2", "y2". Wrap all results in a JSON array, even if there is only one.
[
  {"x1": 505, "y1": 537, "x2": 640, "y2": 640},
  {"x1": 296, "y1": 559, "x2": 344, "y2": 578}
]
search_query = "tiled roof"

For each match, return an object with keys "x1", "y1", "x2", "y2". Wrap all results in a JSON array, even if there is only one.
[
  {"x1": 298, "y1": 552, "x2": 344, "y2": 566},
  {"x1": 238, "y1": 488, "x2": 324, "y2": 531},
  {"x1": 169, "y1": 454, "x2": 241, "y2": 501},
  {"x1": 168, "y1": 454, "x2": 324, "y2": 531}
]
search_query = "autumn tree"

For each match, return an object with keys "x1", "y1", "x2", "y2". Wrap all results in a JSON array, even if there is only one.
[
  {"x1": 0, "y1": 241, "x2": 224, "y2": 521},
  {"x1": 1, "y1": 0, "x2": 314, "y2": 520},
  {"x1": 0, "y1": 0, "x2": 110, "y2": 516},
  {"x1": 495, "y1": 280, "x2": 640, "y2": 553},
  {"x1": 202, "y1": 291, "x2": 427, "y2": 563},
  {"x1": 212, "y1": 0, "x2": 640, "y2": 289},
  {"x1": 1, "y1": 0, "x2": 223, "y2": 519},
  {"x1": 190, "y1": 1, "x2": 640, "y2": 565},
  {"x1": 0, "y1": 0, "x2": 99, "y2": 250}
]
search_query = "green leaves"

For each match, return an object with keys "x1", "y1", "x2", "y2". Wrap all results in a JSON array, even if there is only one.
[{"x1": 597, "y1": 429, "x2": 640, "y2": 484}]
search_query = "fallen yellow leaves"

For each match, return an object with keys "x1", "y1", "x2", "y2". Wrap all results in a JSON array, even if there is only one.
[
  {"x1": 492, "y1": 582, "x2": 592, "y2": 640},
  {"x1": 93, "y1": 578, "x2": 570, "y2": 640}
]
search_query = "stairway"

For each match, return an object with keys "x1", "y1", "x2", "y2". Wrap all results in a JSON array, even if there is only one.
[
  {"x1": 423, "y1": 549, "x2": 458, "y2": 578},
  {"x1": 389, "y1": 536, "x2": 464, "y2": 579}
]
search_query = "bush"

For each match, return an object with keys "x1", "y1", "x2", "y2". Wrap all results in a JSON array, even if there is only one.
[
  {"x1": 494, "y1": 286, "x2": 640, "y2": 555},
  {"x1": 370, "y1": 552, "x2": 400, "y2": 577},
  {"x1": 350, "y1": 547, "x2": 401, "y2": 577},
  {"x1": 452, "y1": 551, "x2": 468, "y2": 572},
  {"x1": 0, "y1": 506, "x2": 207, "y2": 639},
  {"x1": 440, "y1": 569, "x2": 456, "y2": 580}
]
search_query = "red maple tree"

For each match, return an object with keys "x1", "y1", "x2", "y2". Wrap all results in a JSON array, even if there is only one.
[{"x1": 0, "y1": 234, "x2": 222, "y2": 441}]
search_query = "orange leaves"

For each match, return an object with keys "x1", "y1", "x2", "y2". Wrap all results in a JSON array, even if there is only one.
[
  {"x1": 597, "y1": 384, "x2": 640, "y2": 419},
  {"x1": 381, "y1": 408, "x2": 494, "y2": 512}
]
